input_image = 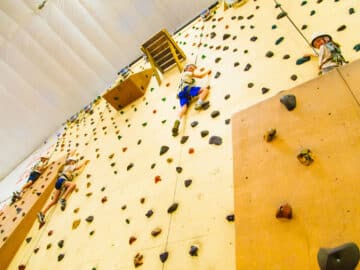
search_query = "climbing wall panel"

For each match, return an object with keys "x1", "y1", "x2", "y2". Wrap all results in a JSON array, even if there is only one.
[
  {"x1": 277, "y1": 0, "x2": 360, "y2": 62},
  {"x1": 6, "y1": 0, "x2": 360, "y2": 269},
  {"x1": 0, "y1": 157, "x2": 65, "y2": 270},
  {"x1": 232, "y1": 62, "x2": 360, "y2": 269}
]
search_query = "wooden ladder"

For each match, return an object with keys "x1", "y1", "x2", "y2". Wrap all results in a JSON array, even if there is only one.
[{"x1": 141, "y1": 29, "x2": 186, "y2": 85}]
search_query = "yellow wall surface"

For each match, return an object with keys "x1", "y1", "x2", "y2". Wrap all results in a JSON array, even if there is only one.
[{"x1": 6, "y1": 0, "x2": 360, "y2": 269}]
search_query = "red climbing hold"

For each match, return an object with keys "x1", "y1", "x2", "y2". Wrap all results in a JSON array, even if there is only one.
[
  {"x1": 129, "y1": 236, "x2": 137, "y2": 245},
  {"x1": 276, "y1": 203, "x2": 292, "y2": 219},
  {"x1": 155, "y1": 176, "x2": 161, "y2": 184},
  {"x1": 188, "y1": 148, "x2": 195, "y2": 154},
  {"x1": 101, "y1": 196, "x2": 108, "y2": 203}
]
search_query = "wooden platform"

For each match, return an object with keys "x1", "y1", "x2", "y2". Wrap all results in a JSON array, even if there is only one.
[{"x1": 103, "y1": 68, "x2": 153, "y2": 110}]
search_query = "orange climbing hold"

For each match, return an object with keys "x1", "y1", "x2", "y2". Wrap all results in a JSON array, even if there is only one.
[
  {"x1": 155, "y1": 175, "x2": 161, "y2": 183},
  {"x1": 188, "y1": 148, "x2": 195, "y2": 154}
]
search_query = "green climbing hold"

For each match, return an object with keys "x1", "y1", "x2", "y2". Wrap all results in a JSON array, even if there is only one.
[
  {"x1": 275, "y1": 36, "x2": 284, "y2": 45},
  {"x1": 353, "y1": 44, "x2": 360, "y2": 52},
  {"x1": 201, "y1": 55, "x2": 206, "y2": 59}
]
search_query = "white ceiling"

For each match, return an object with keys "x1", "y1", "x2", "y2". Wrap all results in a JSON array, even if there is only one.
[{"x1": 0, "y1": 0, "x2": 215, "y2": 180}]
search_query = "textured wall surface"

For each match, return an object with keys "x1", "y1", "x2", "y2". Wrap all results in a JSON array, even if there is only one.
[{"x1": 2, "y1": 0, "x2": 360, "y2": 269}]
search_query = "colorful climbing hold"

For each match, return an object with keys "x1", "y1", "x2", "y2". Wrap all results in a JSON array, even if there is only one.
[
  {"x1": 167, "y1": 203, "x2": 179, "y2": 213},
  {"x1": 280, "y1": 94, "x2": 297, "y2": 111},
  {"x1": 297, "y1": 149, "x2": 314, "y2": 166},
  {"x1": 151, "y1": 227, "x2": 162, "y2": 237},
  {"x1": 276, "y1": 203, "x2": 292, "y2": 219},
  {"x1": 159, "y1": 252, "x2": 169, "y2": 263}
]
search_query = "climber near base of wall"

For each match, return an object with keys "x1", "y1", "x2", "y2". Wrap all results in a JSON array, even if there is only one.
[
  {"x1": 172, "y1": 64, "x2": 212, "y2": 136},
  {"x1": 307, "y1": 32, "x2": 348, "y2": 75},
  {"x1": 37, "y1": 155, "x2": 89, "y2": 224},
  {"x1": 11, "y1": 156, "x2": 50, "y2": 204}
]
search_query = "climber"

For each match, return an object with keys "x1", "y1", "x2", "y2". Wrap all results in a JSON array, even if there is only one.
[
  {"x1": 37, "y1": 155, "x2": 89, "y2": 224},
  {"x1": 11, "y1": 156, "x2": 50, "y2": 203},
  {"x1": 172, "y1": 64, "x2": 212, "y2": 136},
  {"x1": 307, "y1": 32, "x2": 348, "y2": 74}
]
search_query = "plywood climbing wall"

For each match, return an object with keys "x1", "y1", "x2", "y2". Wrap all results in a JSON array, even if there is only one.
[
  {"x1": 232, "y1": 63, "x2": 360, "y2": 269},
  {"x1": 5, "y1": 0, "x2": 360, "y2": 269}
]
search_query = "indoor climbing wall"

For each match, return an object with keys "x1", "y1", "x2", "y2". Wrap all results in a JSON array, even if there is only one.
[
  {"x1": 5, "y1": 0, "x2": 360, "y2": 269},
  {"x1": 232, "y1": 61, "x2": 360, "y2": 269}
]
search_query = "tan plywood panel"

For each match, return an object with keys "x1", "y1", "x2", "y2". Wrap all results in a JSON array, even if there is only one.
[
  {"x1": 338, "y1": 59, "x2": 360, "y2": 104},
  {"x1": 0, "y1": 157, "x2": 65, "y2": 270},
  {"x1": 232, "y1": 67, "x2": 360, "y2": 270}
]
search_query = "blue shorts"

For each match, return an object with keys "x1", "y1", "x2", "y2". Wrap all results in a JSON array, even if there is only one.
[
  {"x1": 55, "y1": 177, "x2": 67, "y2": 190},
  {"x1": 27, "y1": 171, "x2": 41, "y2": 182},
  {"x1": 178, "y1": 86, "x2": 201, "y2": 107}
]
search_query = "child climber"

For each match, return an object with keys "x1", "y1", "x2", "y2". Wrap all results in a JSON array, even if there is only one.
[
  {"x1": 172, "y1": 64, "x2": 212, "y2": 136},
  {"x1": 310, "y1": 32, "x2": 347, "y2": 74},
  {"x1": 37, "y1": 155, "x2": 89, "y2": 224},
  {"x1": 11, "y1": 156, "x2": 50, "y2": 203}
]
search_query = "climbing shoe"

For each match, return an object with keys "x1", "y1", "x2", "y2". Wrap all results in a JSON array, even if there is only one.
[
  {"x1": 37, "y1": 212, "x2": 45, "y2": 224},
  {"x1": 194, "y1": 101, "x2": 204, "y2": 110},
  {"x1": 60, "y1": 199, "x2": 67, "y2": 211},
  {"x1": 172, "y1": 120, "x2": 180, "y2": 136}
]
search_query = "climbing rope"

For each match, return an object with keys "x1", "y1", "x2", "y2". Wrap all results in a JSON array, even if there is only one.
[{"x1": 272, "y1": 0, "x2": 318, "y2": 55}]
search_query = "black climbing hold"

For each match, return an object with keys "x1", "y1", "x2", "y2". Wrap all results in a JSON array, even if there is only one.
[
  {"x1": 137, "y1": 139, "x2": 142, "y2": 145},
  {"x1": 58, "y1": 253, "x2": 65, "y2": 261},
  {"x1": 191, "y1": 121, "x2": 198, "y2": 128},
  {"x1": 201, "y1": 130, "x2": 209, "y2": 137},
  {"x1": 159, "y1": 252, "x2": 169, "y2": 263},
  {"x1": 231, "y1": 16, "x2": 236, "y2": 20},
  {"x1": 265, "y1": 51, "x2": 274, "y2": 58},
  {"x1": 353, "y1": 44, "x2": 360, "y2": 52},
  {"x1": 280, "y1": 94, "x2": 297, "y2": 111},
  {"x1": 58, "y1": 240, "x2": 64, "y2": 248},
  {"x1": 225, "y1": 119, "x2": 231, "y2": 125},
  {"x1": 125, "y1": 219, "x2": 130, "y2": 224},
  {"x1": 167, "y1": 203, "x2": 178, "y2": 213},
  {"x1": 301, "y1": 1, "x2": 307, "y2": 6},
  {"x1": 127, "y1": 163, "x2": 134, "y2": 171},
  {"x1": 215, "y1": 57, "x2": 222, "y2": 63},
  {"x1": 250, "y1": 36, "x2": 258, "y2": 42},
  {"x1": 248, "y1": 83, "x2": 254, "y2": 88},
  {"x1": 121, "y1": 205, "x2": 127, "y2": 210},
  {"x1": 224, "y1": 94, "x2": 230, "y2": 100},
  {"x1": 26, "y1": 237, "x2": 32, "y2": 243},
  {"x1": 210, "y1": 32, "x2": 216, "y2": 39},
  {"x1": 189, "y1": 245, "x2": 199, "y2": 256},
  {"x1": 290, "y1": 74, "x2": 298, "y2": 81},
  {"x1": 310, "y1": 10, "x2": 316, "y2": 16},
  {"x1": 237, "y1": 15, "x2": 243, "y2": 20},
  {"x1": 296, "y1": 56, "x2": 311, "y2": 65},
  {"x1": 209, "y1": 136, "x2": 222, "y2": 146},
  {"x1": 240, "y1": 25, "x2": 245, "y2": 30},
  {"x1": 232, "y1": 36, "x2": 237, "y2": 40},
  {"x1": 275, "y1": 36, "x2": 284, "y2": 45},
  {"x1": 234, "y1": 62, "x2": 239, "y2": 67},
  {"x1": 176, "y1": 167, "x2": 182, "y2": 173},
  {"x1": 262, "y1": 87, "x2": 270, "y2": 94},
  {"x1": 247, "y1": 14, "x2": 254, "y2": 20},
  {"x1": 244, "y1": 50, "x2": 248, "y2": 54},
  {"x1": 283, "y1": 54, "x2": 290, "y2": 60},
  {"x1": 317, "y1": 242, "x2": 360, "y2": 270},
  {"x1": 145, "y1": 209, "x2": 153, "y2": 218},
  {"x1": 151, "y1": 163, "x2": 156, "y2": 169},
  {"x1": 211, "y1": 111, "x2": 220, "y2": 118},
  {"x1": 272, "y1": 24, "x2": 277, "y2": 29},
  {"x1": 244, "y1": 63, "x2": 252, "y2": 71},
  {"x1": 226, "y1": 214, "x2": 235, "y2": 222},
  {"x1": 201, "y1": 101, "x2": 210, "y2": 111},
  {"x1": 277, "y1": 11, "x2": 287, "y2": 19},
  {"x1": 180, "y1": 136, "x2": 189, "y2": 144},
  {"x1": 223, "y1": 34, "x2": 231, "y2": 40},
  {"x1": 214, "y1": 72, "x2": 221, "y2": 79},
  {"x1": 85, "y1": 216, "x2": 94, "y2": 223},
  {"x1": 184, "y1": 179, "x2": 192, "y2": 187},
  {"x1": 297, "y1": 149, "x2": 314, "y2": 166},
  {"x1": 223, "y1": 46, "x2": 229, "y2": 51},
  {"x1": 160, "y1": 146, "x2": 169, "y2": 155},
  {"x1": 349, "y1": 8, "x2": 355, "y2": 15},
  {"x1": 264, "y1": 128, "x2": 277, "y2": 142},
  {"x1": 301, "y1": 24, "x2": 308, "y2": 30},
  {"x1": 275, "y1": 3, "x2": 281, "y2": 8},
  {"x1": 337, "y1": 25, "x2": 346, "y2": 32}
]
